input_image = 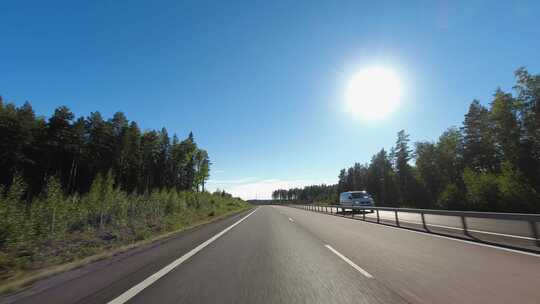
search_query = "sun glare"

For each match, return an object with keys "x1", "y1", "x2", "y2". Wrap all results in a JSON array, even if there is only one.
[{"x1": 346, "y1": 67, "x2": 402, "y2": 121}]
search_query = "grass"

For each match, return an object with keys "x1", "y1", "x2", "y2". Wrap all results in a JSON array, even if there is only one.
[{"x1": 0, "y1": 204, "x2": 253, "y2": 295}]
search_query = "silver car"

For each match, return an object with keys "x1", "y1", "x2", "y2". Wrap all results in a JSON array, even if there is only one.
[{"x1": 339, "y1": 191, "x2": 375, "y2": 212}]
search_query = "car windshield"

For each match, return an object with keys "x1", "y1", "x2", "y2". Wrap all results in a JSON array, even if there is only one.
[{"x1": 351, "y1": 192, "x2": 369, "y2": 199}]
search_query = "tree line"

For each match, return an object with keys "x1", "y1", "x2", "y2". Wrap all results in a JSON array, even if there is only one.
[
  {"x1": 0, "y1": 100, "x2": 210, "y2": 196},
  {"x1": 274, "y1": 68, "x2": 540, "y2": 213},
  {"x1": 272, "y1": 184, "x2": 337, "y2": 204},
  {"x1": 0, "y1": 100, "x2": 250, "y2": 279}
]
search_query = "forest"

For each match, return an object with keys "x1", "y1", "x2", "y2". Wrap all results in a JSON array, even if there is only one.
[
  {"x1": 0, "y1": 101, "x2": 248, "y2": 287},
  {"x1": 0, "y1": 101, "x2": 211, "y2": 195},
  {"x1": 273, "y1": 68, "x2": 540, "y2": 213}
]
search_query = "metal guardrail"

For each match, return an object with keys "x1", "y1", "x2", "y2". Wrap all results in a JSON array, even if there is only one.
[{"x1": 292, "y1": 204, "x2": 540, "y2": 250}]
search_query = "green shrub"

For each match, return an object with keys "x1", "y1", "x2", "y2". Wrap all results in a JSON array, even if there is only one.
[
  {"x1": 463, "y1": 168, "x2": 500, "y2": 211},
  {"x1": 437, "y1": 183, "x2": 466, "y2": 210},
  {"x1": 497, "y1": 162, "x2": 540, "y2": 212},
  {"x1": 0, "y1": 175, "x2": 248, "y2": 280}
]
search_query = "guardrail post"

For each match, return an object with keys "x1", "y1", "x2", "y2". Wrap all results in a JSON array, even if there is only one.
[
  {"x1": 530, "y1": 220, "x2": 540, "y2": 247},
  {"x1": 421, "y1": 212, "x2": 429, "y2": 231},
  {"x1": 297, "y1": 204, "x2": 540, "y2": 249},
  {"x1": 461, "y1": 216, "x2": 471, "y2": 237}
]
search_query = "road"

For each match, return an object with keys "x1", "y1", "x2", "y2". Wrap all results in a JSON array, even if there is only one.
[
  {"x1": 5, "y1": 205, "x2": 540, "y2": 304},
  {"x1": 307, "y1": 205, "x2": 540, "y2": 251}
]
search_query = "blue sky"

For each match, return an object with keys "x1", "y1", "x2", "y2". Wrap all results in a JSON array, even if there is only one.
[{"x1": 1, "y1": 1, "x2": 539, "y2": 199}]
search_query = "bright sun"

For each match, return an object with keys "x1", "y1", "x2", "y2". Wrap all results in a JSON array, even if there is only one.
[{"x1": 346, "y1": 67, "x2": 402, "y2": 121}]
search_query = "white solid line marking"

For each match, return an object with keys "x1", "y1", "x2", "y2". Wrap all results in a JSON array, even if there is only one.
[
  {"x1": 324, "y1": 244, "x2": 373, "y2": 278},
  {"x1": 289, "y1": 217, "x2": 294, "y2": 222},
  {"x1": 292, "y1": 206, "x2": 540, "y2": 258},
  {"x1": 108, "y1": 208, "x2": 258, "y2": 304}
]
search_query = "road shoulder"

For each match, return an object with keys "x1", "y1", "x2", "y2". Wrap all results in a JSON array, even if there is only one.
[{"x1": 2, "y1": 207, "x2": 253, "y2": 304}]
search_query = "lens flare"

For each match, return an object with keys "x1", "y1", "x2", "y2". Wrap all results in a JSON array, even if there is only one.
[{"x1": 346, "y1": 67, "x2": 402, "y2": 121}]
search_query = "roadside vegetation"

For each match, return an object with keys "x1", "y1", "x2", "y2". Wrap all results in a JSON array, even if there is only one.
[
  {"x1": 0, "y1": 101, "x2": 249, "y2": 289},
  {"x1": 0, "y1": 175, "x2": 247, "y2": 288},
  {"x1": 273, "y1": 68, "x2": 540, "y2": 213}
]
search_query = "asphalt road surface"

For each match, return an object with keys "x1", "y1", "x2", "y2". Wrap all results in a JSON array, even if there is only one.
[
  {"x1": 5, "y1": 206, "x2": 540, "y2": 304},
  {"x1": 307, "y1": 205, "x2": 540, "y2": 251}
]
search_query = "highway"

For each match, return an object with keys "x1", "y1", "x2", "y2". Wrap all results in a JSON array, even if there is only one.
[
  {"x1": 303, "y1": 205, "x2": 540, "y2": 251},
  {"x1": 5, "y1": 205, "x2": 540, "y2": 304}
]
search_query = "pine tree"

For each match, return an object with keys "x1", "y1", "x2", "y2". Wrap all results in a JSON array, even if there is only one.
[
  {"x1": 415, "y1": 141, "x2": 441, "y2": 202},
  {"x1": 366, "y1": 149, "x2": 399, "y2": 206},
  {"x1": 393, "y1": 130, "x2": 413, "y2": 205},
  {"x1": 514, "y1": 68, "x2": 540, "y2": 191},
  {"x1": 462, "y1": 100, "x2": 497, "y2": 172},
  {"x1": 489, "y1": 89, "x2": 521, "y2": 167}
]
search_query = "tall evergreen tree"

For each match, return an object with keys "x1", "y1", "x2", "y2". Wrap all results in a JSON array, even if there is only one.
[
  {"x1": 366, "y1": 149, "x2": 399, "y2": 206},
  {"x1": 462, "y1": 100, "x2": 497, "y2": 172},
  {"x1": 393, "y1": 130, "x2": 413, "y2": 204},
  {"x1": 514, "y1": 68, "x2": 540, "y2": 191},
  {"x1": 489, "y1": 90, "x2": 521, "y2": 167}
]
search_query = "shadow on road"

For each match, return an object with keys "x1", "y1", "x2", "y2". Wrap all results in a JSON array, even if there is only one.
[{"x1": 309, "y1": 207, "x2": 539, "y2": 254}]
